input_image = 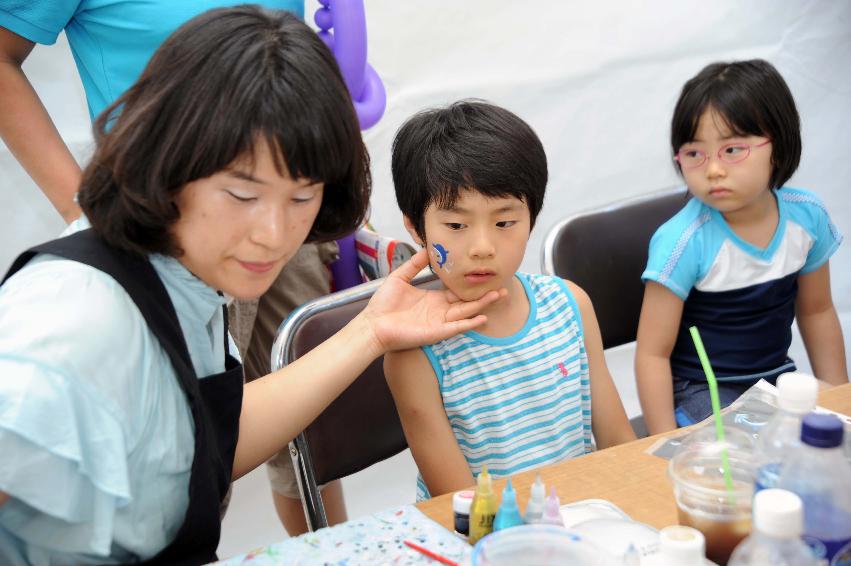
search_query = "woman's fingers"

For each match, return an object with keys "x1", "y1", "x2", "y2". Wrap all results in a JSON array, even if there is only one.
[{"x1": 389, "y1": 249, "x2": 429, "y2": 283}]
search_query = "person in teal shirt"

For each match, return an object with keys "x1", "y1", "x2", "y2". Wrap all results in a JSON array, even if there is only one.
[
  {"x1": 0, "y1": 0, "x2": 351, "y2": 536},
  {"x1": 0, "y1": 0, "x2": 301, "y2": 221}
]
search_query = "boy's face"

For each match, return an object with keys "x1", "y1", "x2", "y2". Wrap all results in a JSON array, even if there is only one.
[
  {"x1": 680, "y1": 108, "x2": 774, "y2": 220},
  {"x1": 171, "y1": 141, "x2": 324, "y2": 300},
  {"x1": 406, "y1": 189, "x2": 531, "y2": 302}
]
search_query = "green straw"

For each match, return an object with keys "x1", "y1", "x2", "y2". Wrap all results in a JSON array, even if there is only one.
[{"x1": 689, "y1": 326, "x2": 735, "y2": 493}]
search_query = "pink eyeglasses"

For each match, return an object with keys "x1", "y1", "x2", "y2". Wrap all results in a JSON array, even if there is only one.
[{"x1": 675, "y1": 139, "x2": 771, "y2": 169}]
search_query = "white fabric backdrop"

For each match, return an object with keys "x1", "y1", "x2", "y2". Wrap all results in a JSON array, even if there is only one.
[{"x1": 2, "y1": 0, "x2": 849, "y2": 366}]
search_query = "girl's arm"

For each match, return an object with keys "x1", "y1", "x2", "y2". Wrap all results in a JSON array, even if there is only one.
[
  {"x1": 232, "y1": 250, "x2": 505, "y2": 480},
  {"x1": 0, "y1": 491, "x2": 7, "y2": 507},
  {"x1": 566, "y1": 281, "x2": 636, "y2": 448},
  {"x1": 384, "y1": 348, "x2": 474, "y2": 496},
  {"x1": 796, "y1": 262, "x2": 848, "y2": 385},
  {"x1": 0, "y1": 27, "x2": 82, "y2": 223},
  {"x1": 635, "y1": 282, "x2": 684, "y2": 435}
]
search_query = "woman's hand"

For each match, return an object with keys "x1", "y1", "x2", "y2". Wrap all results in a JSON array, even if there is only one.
[{"x1": 362, "y1": 250, "x2": 506, "y2": 353}]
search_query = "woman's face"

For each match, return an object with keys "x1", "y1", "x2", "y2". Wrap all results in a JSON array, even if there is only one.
[{"x1": 171, "y1": 142, "x2": 324, "y2": 299}]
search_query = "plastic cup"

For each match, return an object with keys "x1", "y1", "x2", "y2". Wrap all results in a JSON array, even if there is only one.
[
  {"x1": 668, "y1": 427, "x2": 756, "y2": 565},
  {"x1": 470, "y1": 525, "x2": 615, "y2": 565}
]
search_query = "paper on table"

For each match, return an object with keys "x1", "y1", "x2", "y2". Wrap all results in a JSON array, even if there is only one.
[{"x1": 215, "y1": 505, "x2": 471, "y2": 566}]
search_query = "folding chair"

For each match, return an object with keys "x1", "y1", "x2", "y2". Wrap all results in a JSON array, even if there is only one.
[
  {"x1": 270, "y1": 271, "x2": 440, "y2": 531},
  {"x1": 541, "y1": 187, "x2": 687, "y2": 436}
]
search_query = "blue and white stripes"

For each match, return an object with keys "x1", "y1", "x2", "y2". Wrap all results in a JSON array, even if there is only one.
[{"x1": 417, "y1": 273, "x2": 592, "y2": 500}]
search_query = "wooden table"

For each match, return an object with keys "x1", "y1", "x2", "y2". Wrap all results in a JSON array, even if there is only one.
[{"x1": 417, "y1": 382, "x2": 851, "y2": 531}]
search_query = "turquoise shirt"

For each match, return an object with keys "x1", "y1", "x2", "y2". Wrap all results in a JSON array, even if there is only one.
[
  {"x1": 0, "y1": 218, "x2": 236, "y2": 564},
  {"x1": 0, "y1": 0, "x2": 304, "y2": 120}
]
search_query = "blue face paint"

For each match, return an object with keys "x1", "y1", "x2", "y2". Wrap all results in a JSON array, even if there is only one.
[{"x1": 431, "y1": 243, "x2": 450, "y2": 268}]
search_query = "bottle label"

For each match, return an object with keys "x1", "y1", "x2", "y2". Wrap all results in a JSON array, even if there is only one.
[
  {"x1": 828, "y1": 538, "x2": 851, "y2": 566},
  {"x1": 803, "y1": 535, "x2": 851, "y2": 566}
]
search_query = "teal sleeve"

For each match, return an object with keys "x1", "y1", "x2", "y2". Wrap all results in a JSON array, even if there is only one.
[{"x1": 0, "y1": 1, "x2": 81, "y2": 44}]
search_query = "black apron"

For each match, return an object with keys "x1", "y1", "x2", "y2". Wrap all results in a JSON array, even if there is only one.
[{"x1": 2, "y1": 229, "x2": 243, "y2": 565}]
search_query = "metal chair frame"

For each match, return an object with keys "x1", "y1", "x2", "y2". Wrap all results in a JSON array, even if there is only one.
[{"x1": 270, "y1": 270, "x2": 438, "y2": 531}]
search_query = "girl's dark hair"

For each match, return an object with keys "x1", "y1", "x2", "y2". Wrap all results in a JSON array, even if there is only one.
[
  {"x1": 391, "y1": 100, "x2": 547, "y2": 240},
  {"x1": 671, "y1": 59, "x2": 801, "y2": 190},
  {"x1": 79, "y1": 6, "x2": 370, "y2": 256}
]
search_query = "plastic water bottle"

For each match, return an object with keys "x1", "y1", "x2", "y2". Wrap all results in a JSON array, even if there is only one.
[
  {"x1": 728, "y1": 489, "x2": 816, "y2": 565},
  {"x1": 779, "y1": 413, "x2": 851, "y2": 565},
  {"x1": 754, "y1": 373, "x2": 818, "y2": 492}
]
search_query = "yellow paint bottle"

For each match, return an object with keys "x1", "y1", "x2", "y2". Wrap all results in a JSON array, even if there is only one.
[{"x1": 469, "y1": 466, "x2": 498, "y2": 544}]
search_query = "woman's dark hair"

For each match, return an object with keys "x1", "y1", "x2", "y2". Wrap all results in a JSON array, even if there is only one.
[
  {"x1": 78, "y1": 6, "x2": 370, "y2": 256},
  {"x1": 671, "y1": 59, "x2": 801, "y2": 190},
  {"x1": 391, "y1": 99, "x2": 547, "y2": 240}
]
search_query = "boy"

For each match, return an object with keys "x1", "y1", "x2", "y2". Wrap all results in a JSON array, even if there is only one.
[{"x1": 386, "y1": 100, "x2": 636, "y2": 499}]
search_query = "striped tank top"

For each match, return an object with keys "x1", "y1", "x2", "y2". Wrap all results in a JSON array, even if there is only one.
[{"x1": 417, "y1": 273, "x2": 593, "y2": 500}]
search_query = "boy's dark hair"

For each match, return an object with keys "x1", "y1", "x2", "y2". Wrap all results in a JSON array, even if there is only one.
[
  {"x1": 391, "y1": 100, "x2": 547, "y2": 241},
  {"x1": 78, "y1": 6, "x2": 370, "y2": 257},
  {"x1": 671, "y1": 59, "x2": 801, "y2": 190}
]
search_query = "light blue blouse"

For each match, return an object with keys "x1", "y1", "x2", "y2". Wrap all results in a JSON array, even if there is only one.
[{"x1": 0, "y1": 219, "x2": 235, "y2": 565}]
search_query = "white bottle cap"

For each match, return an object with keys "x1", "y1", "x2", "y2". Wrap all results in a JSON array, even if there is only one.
[
  {"x1": 452, "y1": 490, "x2": 474, "y2": 514},
  {"x1": 776, "y1": 372, "x2": 818, "y2": 413},
  {"x1": 657, "y1": 525, "x2": 707, "y2": 565},
  {"x1": 753, "y1": 489, "x2": 803, "y2": 538}
]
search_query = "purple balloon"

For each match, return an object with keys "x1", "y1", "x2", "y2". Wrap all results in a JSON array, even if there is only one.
[
  {"x1": 314, "y1": 7, "x2": 333, "y2": 31},
  {"x1": 315, "y1": 0, "x2": 386, "y2": 130}
]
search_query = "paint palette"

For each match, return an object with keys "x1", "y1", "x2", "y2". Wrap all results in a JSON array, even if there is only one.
[{"x1": 215, "y1": 505, "x2": 471, "y2": 565}]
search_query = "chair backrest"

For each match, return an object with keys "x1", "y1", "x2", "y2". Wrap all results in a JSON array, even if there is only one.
[
  {"x1": 270, "y1": 271, "x2": 440, "y2": 531},
  {"x1": 541, "y1": 187, "x2": 687, "y2": 349}
]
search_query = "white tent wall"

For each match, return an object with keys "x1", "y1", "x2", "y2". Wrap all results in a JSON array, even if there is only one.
[
  {"x1": 7, "y1": 1, "x2": 846, "y2": 366},
  {"x1": 1, "y1": 0, "x2": 849, "y2": 554}
]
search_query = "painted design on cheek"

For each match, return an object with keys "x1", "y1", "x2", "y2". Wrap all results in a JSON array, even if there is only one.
[{"x1": 430, "y1": 243, "x2": 453, "y2": 272}]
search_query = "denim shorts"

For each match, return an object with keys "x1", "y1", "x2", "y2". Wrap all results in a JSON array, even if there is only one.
[{"x1": 672, "y1": 376, "x2": 754, "y2": 427}]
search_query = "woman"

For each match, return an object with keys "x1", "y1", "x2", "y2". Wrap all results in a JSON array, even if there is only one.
[{"x1": 0, "y1": 8, "x2": 503, "y2": 565}]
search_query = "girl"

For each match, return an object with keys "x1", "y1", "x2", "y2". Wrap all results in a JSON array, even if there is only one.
[
  {"x1": 0, "y1": 8, "x2": 502, "y2": 564},
  {"x1": 636, "y1": 59, "x2": 846, "y2": 435}
]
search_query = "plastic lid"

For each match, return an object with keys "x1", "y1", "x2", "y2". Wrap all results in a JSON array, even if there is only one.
[
  {"x1": 453, "y1": 490, "x2": 474, "y2": 514},
  {"x1": 753, "y1": 489, "x2": 803, "y2": 538},
  {"x1": 800, "y1": 413, "x2": 844, "y2": 448},
  {"x1": 658, "y1": 525, "x2": 706, "y2": 565},
  {"x1": 776, "y1": 372, "x2": 818, "y2": 413}
]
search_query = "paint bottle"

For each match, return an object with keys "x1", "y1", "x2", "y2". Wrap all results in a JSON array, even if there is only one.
[
  {"x1": 541, "y1": 486, "x2": 564, "y2": 526},
  {"x1": 524, "y1": 473, "x2": 546, "y2": 524},
  {"x1": 452, "y1": 490, "x2": 474, "y2": 537},
  {"x1": 493, "y1": 477, "x2": 524, "y2": 531},
  {"x1": 469, "y1": 466, "x2": 498, "y2": 544}
]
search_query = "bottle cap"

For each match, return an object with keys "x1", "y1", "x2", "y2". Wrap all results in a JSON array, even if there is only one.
[
  {"x1": 800, "y1": 412, "x2": 844, "y2": 448},
  {"x1": 453, "y1": 490, "x2": 474, "y2": 514},
  {"x1": 776, "y1": 372, "x2": 818, "y2": 413},
  {"x1": 657, "y1": 525, "x2": 706, "y2": 565},
  {"x1": 501, "y1": 478, "x2": 517, "y2": 509},
  {"x1": 530, "y1": 473, "x2": 545, "y2": 499},
  {"x1": 524, "y1": 474, "x2": 546, "y2": 523},
  {"x1": 753, "y1": 489, "x2": 803, "y2": 538},
  {"x1": 475, "y1": 466, "x2": 493, "y2": 496},
  {"x1": 541, "y1": 486, "x2": 564, "y2": 526}
]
